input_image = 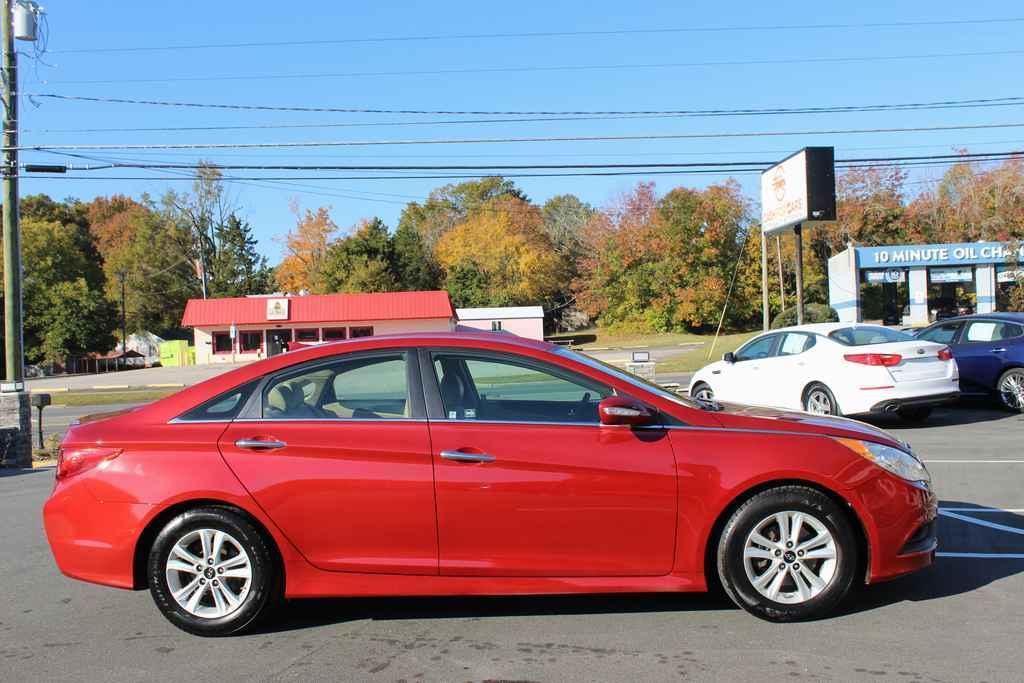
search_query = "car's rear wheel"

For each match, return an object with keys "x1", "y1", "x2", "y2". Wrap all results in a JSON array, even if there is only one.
[
  {"x1": 717, "y1": 486, "x2": 858, "y2": 622},
  {"x1": 997, "y1": 368, "x2": 1024, "y2": 411},
  {"x1": 897, "y1": 406, "x2": 932, "y2": 423},
  {"x1": 803, "y1": 383, "x2": 841, "y2": 416},
  {"x1": 148, "y1": 507, "x2": 277, "y2": 636},
  {"x1": 691, "y1": 382, "x2": 714, "y2": 401}
]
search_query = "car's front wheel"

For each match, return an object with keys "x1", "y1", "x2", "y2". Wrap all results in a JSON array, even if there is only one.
[
  {"x1": 717, "y1": 486, "x2": 859, "y2": 622},
  {"x1": 691, "y1": 382, "x2": 714, "y2": 401},
  {"x1": 997, "y1": 368, "x2": 1024, "y2": 411},
  {"x1": 148, "y1": 507, "x2": 278, "y2": 636}
]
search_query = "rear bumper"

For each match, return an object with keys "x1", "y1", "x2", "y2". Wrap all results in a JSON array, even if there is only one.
[
  {"x1": 43, "y1": 476, "x2": 149, "y2": 590},
  {"x1": 868, "y1": 391, "x2": 960, "y2": 414}
]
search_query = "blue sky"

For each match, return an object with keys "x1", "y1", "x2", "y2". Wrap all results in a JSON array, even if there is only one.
[{"x1": 16, "y1": 0, "x2": 1024, "y2": 262}]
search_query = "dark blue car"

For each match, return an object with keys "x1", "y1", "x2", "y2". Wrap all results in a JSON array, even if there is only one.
[{"x1": 915, "y1": 312, "x2": 1024, "y2": 410}]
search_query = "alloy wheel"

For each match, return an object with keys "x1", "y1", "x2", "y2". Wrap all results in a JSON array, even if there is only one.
[
  {"x1": 999, "y1": 371, "x2": 1024, "y2": 410},
  {"x1": 805, "y1": 389, "x2": 834, "y2": 415},
  {"x1": 165, "y1": 528, "x2": 253, "y2": 619},
  {"x1": 694, "y1": 385, "x2": 714, "y2": 401},
  {"x1": 742, "y1": 510, "x2": 838, "y2": 605}
]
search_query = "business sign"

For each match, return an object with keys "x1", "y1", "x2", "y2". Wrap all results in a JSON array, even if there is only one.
[
  {"x1": 864, "y1": 268, "x2": 906, "y2": 284},
  {"x1": 929, "y1": 266, "x2": 973, "y2": 284},
  {"x1": 266, "y1": 298, "x2": 290, "y2": 321},
  {"x1": 760, "y1": 147, "x2": 836, "y2": 235},
  {"x1": 858, "y1": 242, "x2": 1024, "y2": 268},
  {"x1": 997, "y1": 266, "x2": 1024, "y2": 283}
]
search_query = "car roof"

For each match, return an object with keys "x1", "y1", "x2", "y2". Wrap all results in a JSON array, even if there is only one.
[
  {"x1": 763, "y1": 322, "x2": 890, "y2": 335},
  {"x1": 933, "y1": 312, "x2": 1024, "y2": 324}
]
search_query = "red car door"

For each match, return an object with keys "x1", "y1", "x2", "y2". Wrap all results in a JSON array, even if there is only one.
[
  {"x1": 217, "y1": 350, "x2": 438, "y2": 575},
  {"x1": 423, "y1": 350, "x2": 678, "y2": 577}
]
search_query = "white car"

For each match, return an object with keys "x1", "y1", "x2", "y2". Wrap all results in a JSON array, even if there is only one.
[{"x1": 689, "y1": 323, "x2": 960, "y2": 422}]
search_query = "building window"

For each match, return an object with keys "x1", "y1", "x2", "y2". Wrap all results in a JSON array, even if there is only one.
[
  {"x1": 323, "y1": 327, "x2": 347, "y2": 341},
  {"x1": 239, "y1": 331, "x2": 262, "y2": 352},
  {"x1": 295, "y1": 328, "x2": 320, "y2": 342},
  {"x1": 349, "y1": 326, "x2": 374, "y2": 338},
  {"x1": 212, "y1": 332, "x2": 233, "y2": 354},
  {"x1": 490, "y1": 320, "x2": 503, "y2": 331}
]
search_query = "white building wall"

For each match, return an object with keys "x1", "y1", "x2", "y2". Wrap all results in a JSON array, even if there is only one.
[
  {"x1": 827, "y1": 249, "x2": 859, "y2": 323},
  {"x1": 458, "y1": 317, "x2": 544, "y2": 340}
]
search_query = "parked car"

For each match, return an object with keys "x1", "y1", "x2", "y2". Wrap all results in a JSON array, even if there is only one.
[
  {"x1": 914, "y1": 312, "x2": 1024, "y2": 410},
  {"x1": 44, "y1": 332, "x2": 936, "y2": 634},
  {"x1": 689, "y1": 323, "x2": 959, "y2": 422}
]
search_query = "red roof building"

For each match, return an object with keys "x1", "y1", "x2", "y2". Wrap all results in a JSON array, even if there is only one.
[{"x1": 182, "y1": 291, "x2": 456, "y2": 364}]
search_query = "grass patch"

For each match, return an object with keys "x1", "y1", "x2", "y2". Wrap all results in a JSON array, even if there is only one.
[
  {"x1": 653, "y1": 331, "x2": 760, "y2": 373},
  {"x1": 54, "y1": 388, "x2": 180, "y2": 407},
  {"x1": 550, "y1": 328, "x2": 722, "y2": 349}
]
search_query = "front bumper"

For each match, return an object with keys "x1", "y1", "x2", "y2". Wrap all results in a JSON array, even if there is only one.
[
  {"x1": 850, "y1": 474, "x2": 938, "y2": 583},
  {"x1": 869, "y1": 391, "x2": 960, "y2": 414}
]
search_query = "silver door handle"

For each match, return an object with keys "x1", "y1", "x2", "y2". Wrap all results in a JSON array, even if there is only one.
[
  {"x1": 991, "y1": 348, "x2": 1007, "y2": 353},
  {"x1": 440, "y1": 450, "x2": 495, "y2": 463},
  {"x1": 235, "y1": 439, "x2": 287, "y2": 450}
]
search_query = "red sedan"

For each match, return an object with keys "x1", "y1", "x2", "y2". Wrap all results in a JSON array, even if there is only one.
[{"x1": 43, "y1": 332, "x2": 936, "y2": 635}]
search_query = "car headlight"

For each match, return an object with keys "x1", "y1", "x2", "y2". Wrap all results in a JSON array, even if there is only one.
[{"x1": 835, "y1": 438, "x2": 931, "y2": 486}]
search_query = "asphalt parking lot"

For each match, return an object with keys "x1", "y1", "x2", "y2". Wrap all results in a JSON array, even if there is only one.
[{"x1": 3, "y1": 403, "x2": 1022, "y2": 682}]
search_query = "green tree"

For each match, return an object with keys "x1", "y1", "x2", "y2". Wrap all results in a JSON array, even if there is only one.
[
  {"x1": 541, "y1": 194, "x2": 594, "y2": 266},
  {"x1": 318, "y1": 218, "x2": 397, "y2": 293},
  {"x1": 208, "y1": 213, "x2": 272, "y2": 297},
  {"x1": 391, "y1": 219, "x2": 440, "y2": 290},
  {"x1": 444, "y1": 260, "x2": 492, "y2": 307}
]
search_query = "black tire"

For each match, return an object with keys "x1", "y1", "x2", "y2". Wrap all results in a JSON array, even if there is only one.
[
  {"x1": 716, "y1": 486, "x2": 859, "y2": 622},
  {"x1": 803, "y1": 382, "x2": 841, "y2": 416},
  {"x1": 148, "y1": 507, "x2": 277, "y2": 636},
  {"x1": 897, "y1": 406, "x2": 932, "y2": 423},
  {"x1": 691, "y1": 382, "x2": 714, "y2": 401},
  {"x1": 996, "y1": 368, "x2": 1024, "y2": 412}
]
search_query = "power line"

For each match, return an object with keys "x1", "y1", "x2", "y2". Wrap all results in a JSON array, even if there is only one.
[
  {"x1": 46, "y1": 17, "x2": 1024, "y2": 54},
  {"x1": 22, "y1": 96, "x2": 1024, "y2": 133},
  {"x1": 37, "y1": 150, "x2": 1023, "y2": 173},
  {"x1": 15, "y1": 121, "x2": 1024, "y2": 151},
  {"x1": 40, "y1": 48, "x2": 1024, "y2": 85}
]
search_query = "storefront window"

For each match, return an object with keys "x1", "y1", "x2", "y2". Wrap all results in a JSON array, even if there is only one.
[
  {"x1": 240, "y1": 331, "x2": 262, "y2": 352},
  {"x1": 212, "y1": 332, "x2": 233, "y2": 354},
  {"x1": 859, "y1": 269, "x2": 908, "y2": 325},
  {"x1": 350, "y1": 326, "x2": 374, "y2": 338},
  {"x1": 928, "y1": 266, "x2": 975, "y2": 321},
  {"x1": 322, "y1": 328, "x2": 347, "y2": 341},
  {"x1": 295, "y1": 328, "x2": 320, "y2": 342}
]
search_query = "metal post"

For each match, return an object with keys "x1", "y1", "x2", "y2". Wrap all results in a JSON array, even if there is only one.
[
  {"x1": 794, "y1": 224, "x2": 805, "y2": 325},
  {"x1": 761, "y1": 229, "x2": 770, "y2": 331},
  {"x1": 118, "y1": 271, "x2": 127, "y2": 354},
  {"x1": 35, "y1": 404, "x2": 42, "y2": 448},
  {"x1": 775, "y1": 235, "x2": 786, "y2": 311},
  {"x1": 2, "y1": 0, "x2": 23, "y2": 385}
]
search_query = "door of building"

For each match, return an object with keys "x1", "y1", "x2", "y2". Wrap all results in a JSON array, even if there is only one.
[{"x1": 267, "y1": 329, "x2": 292, "y2": 356}]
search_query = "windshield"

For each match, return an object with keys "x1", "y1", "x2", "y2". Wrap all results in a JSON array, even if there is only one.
[
  {"x1": 828, "y1": 326, "x2": 915, "y2": 346},
  {"x1": 554, "y1": 347, "x2": 698, "y2": 408}
]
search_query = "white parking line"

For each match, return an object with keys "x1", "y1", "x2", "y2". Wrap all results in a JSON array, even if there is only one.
[
  {"x1": 940, "y1": 507, "x2": 1024, "y2": 513},
  {"x1": 924, "y1": 460, "x2": 1024, "y2": 463},
  {"x1": 937, "y1": 552, "x2": 1024, "y2": 559},
  {"x1": 938, "y1": 510, "x2": 1024, "y2": 536}
]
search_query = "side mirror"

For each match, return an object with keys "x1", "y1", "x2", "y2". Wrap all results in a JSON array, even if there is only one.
[
  {"x1": 723, "y1": 352, "x2": 736, "y2": 364},
  {"x1": 598, "y1": 396, "x2": 655, "y2": 427}
]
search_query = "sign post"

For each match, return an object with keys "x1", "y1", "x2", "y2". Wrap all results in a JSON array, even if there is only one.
[{"x1": 760, "y1": 147, "x2": 836, "y2": 328}]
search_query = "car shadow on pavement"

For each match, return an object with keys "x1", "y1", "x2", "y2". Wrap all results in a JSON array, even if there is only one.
[
  {"x1": 0, "y1": 465, "x2": 52, "y2": 478},
  {"x1": 255, "y1": 591, "x2": 738, "y2": 634},
  {"x1": 257, "y1": 500, "x2": 1024, "y2": 633},
  {"x1": 859, "y1": 402, "x2": 1021, "y2": 430},
  {"x1": 839, "y1": 501, "x2": 1024, "y2": 616}
]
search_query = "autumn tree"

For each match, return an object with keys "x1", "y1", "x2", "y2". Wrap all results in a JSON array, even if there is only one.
[
  {"x1": 435, "y1": 196, "x2": 564, "y2": 307},
  {"x1": 275, "y1": 203, "x2": 339, "y2": 293},
  {"x1": 318, "y1": 218, "x2": 398, "y2": 293},
  {"x1": 398, "y1": 177, "x2": 526, "y2": 250}
]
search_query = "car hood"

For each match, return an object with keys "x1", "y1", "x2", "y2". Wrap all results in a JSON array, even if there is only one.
[{"x1": 710, "y1": 401, "x2": 909, "y2": 451}]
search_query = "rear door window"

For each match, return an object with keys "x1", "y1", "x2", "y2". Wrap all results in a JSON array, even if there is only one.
[
  {"x1": 778, "y1": 332, "x2": 816, "y2": 356},
  {"x1": 963, "y1": 320, "x2": 1024, "y2": 343},
  {"x1": 263, "y1": 354, "x2": 410, "y2": 419}
]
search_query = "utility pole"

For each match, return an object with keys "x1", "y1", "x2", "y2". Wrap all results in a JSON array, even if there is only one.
[
  {"x1": 775, "y1": 235, "x2": 786, "y2": 311},
  {"x1": 760, "y1": 230, "x2": 770, "y2": 331},
  {"x1": 117, "y1": 271, "x2": 127, "y2": 357},
  {"x1": 794, "y1": 224, "x2": 805, "y2": 325},
  {"x1": 0, "y1": 0, "x2": 37, "y2": 468}
]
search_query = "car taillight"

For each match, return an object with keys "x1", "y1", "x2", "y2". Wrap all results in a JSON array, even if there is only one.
[
  {"x1": 843, "y1": 353, "x2": 902, "y2": 367},
  {"x1": 937, "y1": 347, "x2": 953, "y2": 361},
  {"x1": 55, "y1": 447, "x2": 122, "y2": 480}
]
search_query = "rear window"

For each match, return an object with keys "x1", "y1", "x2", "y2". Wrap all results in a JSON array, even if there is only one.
[{"x1": 828, "y1": 326, "x2": 914, "y2": 346}]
